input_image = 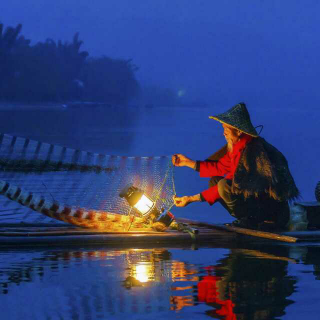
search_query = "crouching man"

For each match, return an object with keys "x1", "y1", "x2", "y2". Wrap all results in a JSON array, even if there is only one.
[{"x1": 172, "y1": 103, "x2": 299, "y2": 230}]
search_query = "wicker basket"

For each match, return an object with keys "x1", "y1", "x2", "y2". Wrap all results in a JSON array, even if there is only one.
[{"x1": 315, "y1": 181, "x2": 320, "y2": 202}]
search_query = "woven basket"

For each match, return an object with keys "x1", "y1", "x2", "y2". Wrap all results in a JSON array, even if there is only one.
[{"x1": 315, "y1": 181, "x2": 320, "y2": 202}]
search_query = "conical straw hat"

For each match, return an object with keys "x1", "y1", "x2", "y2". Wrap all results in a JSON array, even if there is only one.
[{"x1": 209, "y1": 103, "x2": 258, "y2": 137}]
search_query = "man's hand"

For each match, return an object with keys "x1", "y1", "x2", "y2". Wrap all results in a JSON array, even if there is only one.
[
  {"x1": 173, "y1": 194, "x2": 201, "y2": 207},
  {"x1": 173, "y1": 195, "x2": 191, "y2": 207},
  {"x1": 172, "y1": 154, "x2": 196, "y2": 169}
]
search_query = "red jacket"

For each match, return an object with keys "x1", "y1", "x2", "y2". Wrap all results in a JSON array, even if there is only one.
[{"x1": 200, "y1": 134, "x2": 252, "y2": 205}]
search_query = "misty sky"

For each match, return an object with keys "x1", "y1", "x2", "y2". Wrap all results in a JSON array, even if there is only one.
[{"x1": 1, "y1": 0, "x2": 320, "y2": 108}]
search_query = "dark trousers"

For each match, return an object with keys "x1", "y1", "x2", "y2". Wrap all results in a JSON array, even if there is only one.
[{"x1": 209, "y1": 176, "x2": 290, "y2": 228}]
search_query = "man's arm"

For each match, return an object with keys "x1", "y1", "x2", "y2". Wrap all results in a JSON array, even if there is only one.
[
  {"x1": 173, "y1": 184, "x2": 221, "y2": 207},
  {"x1": 197, "y1": 152, "x2": 231, "y2": 177},
  {"x1": 172, "y1": 153, "x2": 231, "y2": 177},
  {"x1": 173, "y1": 194, "x2": 203, "y2": 207},
  {"x1": 172, "y1": 154, "x2": 196, "y2": 169}
]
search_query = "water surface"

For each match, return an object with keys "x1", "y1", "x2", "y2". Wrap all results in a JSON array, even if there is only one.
[{"x1": 0, "y1": 243, "x2": 319, "y2": 319}]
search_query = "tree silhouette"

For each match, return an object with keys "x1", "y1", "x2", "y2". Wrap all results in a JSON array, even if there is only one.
[
  {"x1": 81, "y1": 56, "x2": 140, "y2": 105},
  {"x1": 0, "y1": 23, "x2": 23, "y2": 99},
  {"x1": 0, "y1": 22, "x2": 140, "y2": 105}
]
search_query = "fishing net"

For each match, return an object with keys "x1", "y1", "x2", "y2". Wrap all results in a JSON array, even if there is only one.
[{"x1": 0, "y1": 133, "x2": 176, "y2": 228}]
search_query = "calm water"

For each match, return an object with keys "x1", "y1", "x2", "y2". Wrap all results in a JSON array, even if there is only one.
[
  {"x1": 0, "y1": 243, "x2": 319, "y2": 319},
  {"x1": 0, "y1": 105, "x2": 319, "y2": 319}
]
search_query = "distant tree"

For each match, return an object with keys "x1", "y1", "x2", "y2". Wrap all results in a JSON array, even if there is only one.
[
  {"x1": 55, "y1": 33, "x2": 89, "y2": 100},
  {"x1": 0, "y1": 22, "x2": 140, "y2": 105},
  {"x1": 14, "y1": 34, "x2": 89, "y2": 102},
  {"x1": 0, "y1": 23, "x2": 23, "y2": 99},
  {"x1": 81, "y1": 56, "x2": 140, "y2": 105}
]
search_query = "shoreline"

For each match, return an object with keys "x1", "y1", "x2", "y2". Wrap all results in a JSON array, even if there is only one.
[{"x1": 0, "y1": 101, "x2": 64, "y2": 111}]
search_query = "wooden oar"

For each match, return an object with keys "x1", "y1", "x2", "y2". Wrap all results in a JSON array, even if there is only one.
[
  {"x1": 216, "y1": 224, "x2": 298, "y2": 243},
  {"x1": 177, "y1": 218, "x2": 298, "y2": 243}
]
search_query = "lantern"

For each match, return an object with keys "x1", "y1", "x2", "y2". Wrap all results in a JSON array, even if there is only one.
[
  {"x1": 119, "y1": 184, "x2": 155, "y2": 216},
  {"x1": 119, "y1": 184, "x2": 174, "y2": 228}
]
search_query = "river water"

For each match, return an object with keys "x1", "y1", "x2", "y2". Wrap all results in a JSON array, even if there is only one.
[{"x1": 0, "y1": 104, "x2": 319, "y2": 319}]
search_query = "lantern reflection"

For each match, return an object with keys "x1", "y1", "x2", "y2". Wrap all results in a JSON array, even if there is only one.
[{"x1": 134, "y1": 264, "x2": 150, "y2": 283}]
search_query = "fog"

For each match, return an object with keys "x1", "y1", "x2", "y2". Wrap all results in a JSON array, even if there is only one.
[{"x1": 1, "y1": 0, "x2": 320, "y2": 107}]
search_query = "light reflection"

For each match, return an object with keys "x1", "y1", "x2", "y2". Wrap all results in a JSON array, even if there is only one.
[
  {"x1": 171, "y1": 261, "x2": 199, "y2": 282},
  {"x1": 134, "y1": 264, "x2": 149, "y2": 283},
  {"x1": 0, "y1": 245, "x2": 309, "y2": 319}
]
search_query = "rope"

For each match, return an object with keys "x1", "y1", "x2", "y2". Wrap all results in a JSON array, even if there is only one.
[
  {"x1": 126, "y1": 207, "x2": 134, "y2": 231},
  {"x1": 152, "y1": 160, "x2": 175, "y2": 211}
]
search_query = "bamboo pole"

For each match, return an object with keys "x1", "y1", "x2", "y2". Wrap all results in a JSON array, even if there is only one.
[
  {"x1": 177, "y1": 218, "x2": 298, "y2": 243},
  {"x1": 217, "y1": 224, "x2": 298, "y2": 243}
]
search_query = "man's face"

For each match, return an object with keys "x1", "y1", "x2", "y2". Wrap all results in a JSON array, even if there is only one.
[{"x1": 222, "y1": 123, "x2": 242, "y2": 146}]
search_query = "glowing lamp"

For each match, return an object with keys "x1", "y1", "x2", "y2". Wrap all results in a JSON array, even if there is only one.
[
  {"x1": 119, "y1": 184, "x2": 174, "y2": 229},
  {"x1": 119, "y1": 184, "x2": 155, "y2": 216}
]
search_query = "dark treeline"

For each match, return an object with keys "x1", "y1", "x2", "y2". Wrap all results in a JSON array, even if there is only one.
[{"x1": 0, "y1": 23, "x2": 140, "y2": 105}]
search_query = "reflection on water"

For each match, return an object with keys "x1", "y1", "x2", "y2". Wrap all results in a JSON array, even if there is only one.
[{"x1": 0, "y1": 244, "x2": 320, "y2": 319}]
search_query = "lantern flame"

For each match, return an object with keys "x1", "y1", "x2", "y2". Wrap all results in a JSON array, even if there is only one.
[{"x1": 134, "y1": 194, "x2": 154, "y2": 216}]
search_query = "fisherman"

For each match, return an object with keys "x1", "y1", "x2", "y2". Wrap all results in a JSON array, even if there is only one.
[{"x1": 172, "y1": 103, "x2": 299, "y2": 229}]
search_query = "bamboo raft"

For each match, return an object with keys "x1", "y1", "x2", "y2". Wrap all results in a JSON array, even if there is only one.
[
  {"x1": 0, "y1": 186, "x2": 319, "y2": 247},
  {"x1": 1, "y1": 216, "x2": 320, "y2": 247}
]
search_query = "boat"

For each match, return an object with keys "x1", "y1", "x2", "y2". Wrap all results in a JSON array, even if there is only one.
[
  {"x1": 1, "y1": 203, "x2": 320, "y2": 247},
  {"x1": 1, "y1": 220, "x2": 320, "y2": 247}
]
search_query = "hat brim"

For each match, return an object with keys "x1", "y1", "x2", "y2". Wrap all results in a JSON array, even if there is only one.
[{"x1": 209, "y1": 116, "x2": 259, "y2": 137}]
